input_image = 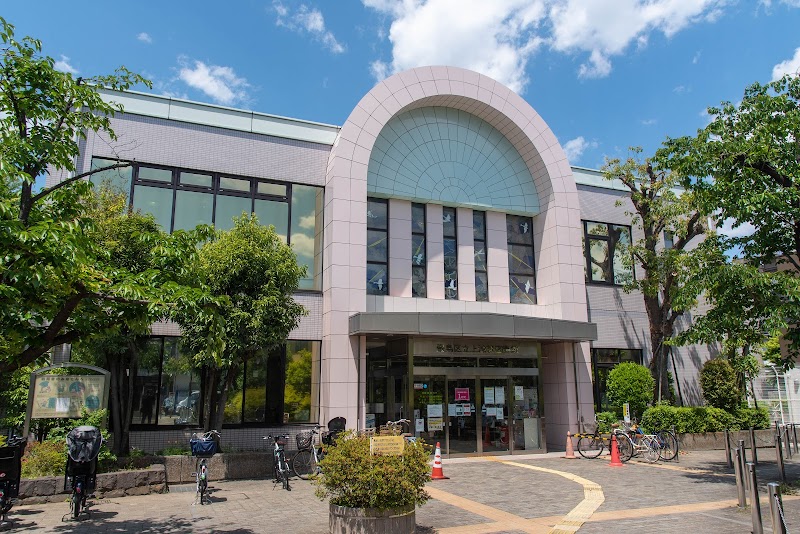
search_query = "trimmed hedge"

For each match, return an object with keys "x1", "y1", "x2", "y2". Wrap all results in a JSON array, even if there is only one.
[{"x1": 641, "y1": 404, "x2": 770, "y2": 433}]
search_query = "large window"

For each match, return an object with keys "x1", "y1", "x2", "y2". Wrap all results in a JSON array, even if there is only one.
[
  {"x1": 507, "y1": 214, "x2": 535, "y2": 304},
  {"x1": 583, "y1": 221, "x2": 633, "y2": 285},
  {"x1": 443, "y1": 207, "x2": 458, "y2": 299},
  {"x1": 367, "y1": 198, "x2": 389, "y2": 295},
  {"x1": 473, "y1": 211, "x2": 488, "y2": 302},
  {"x1": 89, "y1": 157, "x2": 322, "y2": 291},
  {"x1": 412, "y1": 203, "x2": 426, "y2": 298},
  {"x1": 591, "y1": 348, "x2": 643, "y2": 413}
]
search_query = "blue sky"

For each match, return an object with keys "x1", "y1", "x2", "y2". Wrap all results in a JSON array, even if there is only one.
[{"x1": 6, "y1": 1, "x2": 800, "y2": 172}]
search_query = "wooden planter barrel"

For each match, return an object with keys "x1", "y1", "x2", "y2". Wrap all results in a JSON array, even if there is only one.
[{"x1": 329, "y1": 503, "x2": 415, "y2": 534}]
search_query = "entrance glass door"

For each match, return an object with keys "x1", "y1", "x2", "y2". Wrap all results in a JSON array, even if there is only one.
[
  {"x1": 511, "y1": 375, "x2": 542, "y2": 451},
  {"x1": 446, "y1": 378, "x2": 477, "y2": 454},
  {"x1": 480, "y1": 378, "x2": 509, "y2": 453},
  {"x1": 413, "y1": 376, "x2": 446, "y2": 445}
]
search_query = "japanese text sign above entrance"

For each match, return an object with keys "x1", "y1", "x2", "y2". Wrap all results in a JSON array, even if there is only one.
[
  {"x1": 370, "y1": 436, "x2": 405, "y2": 455},
  {"x1": 31, "y1": 374, "x2": 106, "y2": 419},
  {"x1": 414, "y1": 339, "x2": 539, "y2": 359}
]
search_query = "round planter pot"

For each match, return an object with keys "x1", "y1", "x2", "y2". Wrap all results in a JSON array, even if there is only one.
[{"x1": 329, "y1": 503, "x2": 415, "y2": 534}]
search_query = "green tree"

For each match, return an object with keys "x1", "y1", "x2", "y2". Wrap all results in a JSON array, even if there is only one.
[
  {"x1": 178, "y1": 214, "x2": 307, "y2": 431},
  {"x1": 606, "y1": 362, "x2": 655, "y2": 418},
  {"x1": 660, "y1": 74, "x2": 800, "y2": 367},
  {"x1": 699, "y1": 359, "x2": 741, "y2": 412},
  {"x1": 601, "y1": 148, "x2": 711, "y2": 401}
]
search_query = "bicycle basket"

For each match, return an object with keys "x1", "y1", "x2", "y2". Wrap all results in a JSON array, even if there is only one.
[
  {"x1": 322, "y1": 430, "x2": 340, "y2": 446},
  {"x1": 276, "y1": 435, "x2": 288, "y2": 447},
  {"x1": 296, "y1": 432, "x2": 313, "y2": 450},
  {"x1": 190, "y1": 438, "x2": 217, "y2": 458}
]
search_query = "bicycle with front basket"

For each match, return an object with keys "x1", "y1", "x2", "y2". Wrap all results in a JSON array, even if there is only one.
[
  {"x1": 575, "y1": 418, "x2": 632, "y2": 461},
  {"x1": 292, "y1": 425, "x2": 331, "y2": 480},
  {"x1": 264, "y1": 434, "x2": 291, "y2": 491},
  {"x1": 190, "y1": 430, "x2": 220, "y2": 505}
]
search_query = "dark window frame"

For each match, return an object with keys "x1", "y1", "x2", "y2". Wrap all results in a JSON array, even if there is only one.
[
  {"x1": 412, "y1": 203, "x2": 427, "y2": 298},
  {"x1": 583, "y1": 220, "x2": 634, "y2": 286},
  {"x1": 590, "y1": 348, "x2": 643, "y2": 414},
  {"x1": 507, "y1": 214, "x2": 536, "y2": 304},
  {"x1": 367, "y1": 197, "x2": 389, "y2": 296}
]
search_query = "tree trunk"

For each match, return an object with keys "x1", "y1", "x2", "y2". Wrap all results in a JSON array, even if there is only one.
[{"x1": 202, "y1": 367, "x2": 219, "y2": 432}]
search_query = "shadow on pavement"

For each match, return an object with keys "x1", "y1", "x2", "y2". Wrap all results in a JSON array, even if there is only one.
[{"x1": 46, "y1": 515, "x2": 257, "y2": 533}]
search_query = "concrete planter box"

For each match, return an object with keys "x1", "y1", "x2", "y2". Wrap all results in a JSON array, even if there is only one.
[
  {"x1": 677, "y1": 429, "x2": 775, "y2": 451},
  {"x1": 329, "y1": 504, "x2": 415, "y2": 534},
  {"x1": 163, "y1": 452, "x2": 271, "y2": 484},
  {"x1": 17, "y1": 464, "x2": 166, "y2": 504}
]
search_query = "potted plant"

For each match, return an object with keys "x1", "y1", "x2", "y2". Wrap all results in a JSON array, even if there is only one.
[{"x1": 314, "y1": 431, "x2": 431, "y2": 534}]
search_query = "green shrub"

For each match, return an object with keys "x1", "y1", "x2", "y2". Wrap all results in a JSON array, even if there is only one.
[
  {"x1": 704, "y1": 407, "x2": 736, "y2": 432},
  {"x1": 641, "y1": 404, "x2": 675, "y2": 432},
  {"x1": 159, "y1": 445, "x2": 191, "y2": 456},
  {"x1": 315, "y1": 431, "x2": 431, "y2": 510},
  {"x1": 606, "y1": 362, "x2": 654, "y2": 418},
  {"x1": 595, "y1": 412, "x2": 618, "y2": 433},
  {"x1": 733, "y1": 406, "x2": 770, "y2": 430},
  {"x1": 21, "y1": 441, "x2": 66, "y2": 478},
  {"x1": 700, "y1": 359, "x2": 741, "y2": 412}
]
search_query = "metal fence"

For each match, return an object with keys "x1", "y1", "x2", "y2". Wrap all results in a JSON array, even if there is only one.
[{"x1": 749, "y1": 366, "x2": 800, "y2": 425}]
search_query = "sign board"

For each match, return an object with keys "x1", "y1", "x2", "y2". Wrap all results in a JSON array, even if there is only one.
[
  {"x1": 454, "y1": 388, "x2": 470, "y2": 401},
  {"x1": 370, "y1": 436, "x2": 405, "y2": 455},
  {"x1": 623, "y1": 403, "x2": 631, "y2": 424},
  {"x1": 31, "y1": 374, "x2": 107, "y2": 419}
]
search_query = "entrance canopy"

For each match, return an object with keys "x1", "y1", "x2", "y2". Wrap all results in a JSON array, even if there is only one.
[{"x1": 349, "y1": 312, "x2": 597, "y2": 342}]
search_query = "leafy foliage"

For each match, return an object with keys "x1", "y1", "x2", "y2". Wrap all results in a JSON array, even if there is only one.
[
  {"x1": 606, "y1": 362, "x2": 654, "y2": 418},
  {"x1": 315, "y1": 431, "x2": 431, "y2": 510},
  {"x1": 700, "y1": 359, "x2": 741, "y2": 412},
  {"x1": 595, "y1": 411, "x2": 618, "y2": 433},
  {"x1": 641, "y1": 404, "x2": 770, "y2": 432},
  {"x1": 21, "y1": 440, "x2": 65, "y2": 478}
]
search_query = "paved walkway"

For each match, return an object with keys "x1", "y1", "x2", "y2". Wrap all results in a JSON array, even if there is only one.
[{"x1": 3, "y1": 449, "x2": 799, "y2": 533}]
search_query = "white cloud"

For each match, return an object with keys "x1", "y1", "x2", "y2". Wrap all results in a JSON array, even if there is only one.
[
  {"x1": 772, "y1": 47, "x2": 800, "y2": 81},
  {"x1": 363, "y1": 0, "x2": 546, "y2": 93},
  {"x1": 274, "y1": 2, "x2": 345, "y2": 54},
  {"x1": 760, "y1": 1, "x2": 800, "y2": 8},
  {"x1": 717, "y1": 218, "x2": 755, "y2": 240},
  {"x1": 137, "y1": 32, "x2": 153, "y2": 44},
  {"x1": 692, "y1": 51, "x2": 702, "y2": 64},
  {"x1": 177, "y1": 57, "x2": 251, "y2": 106},
  {"x1": 562, "y1": 136, "x2": 598, "y2": 163},
  {"x1": 673, "y1": 85, "x2": 686, "y2": 93},
  {"x1": 640, "y1": 118, "x2": 657, "y2": 126},
  {"x1": 54, "y1": 55, "x2": 78, "y2": 74}
]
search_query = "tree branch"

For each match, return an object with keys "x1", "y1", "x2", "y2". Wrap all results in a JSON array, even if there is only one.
[{"x1": 30, "y1": 162, "x2": 132, "y2": 204}]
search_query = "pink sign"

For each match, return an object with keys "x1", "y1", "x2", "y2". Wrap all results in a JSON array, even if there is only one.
[{"x1": 454, "y1": 388, "x2": 470, "y2": 401}]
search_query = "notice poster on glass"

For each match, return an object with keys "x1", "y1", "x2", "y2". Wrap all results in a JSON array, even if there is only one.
[
  {"x1": 415, "y1": 418, "x2": 425, "y2": 432},
  {"x1": 427, "y1": 404, "x2": 443, "y2": 418},
  {"x1": 515, "y1": 385, "x2": 524, "y2": 401},
  {"x1": 428, "y1": 417, "x2": 443, "y2": 431},
  {"x1": 448, "y1": 404, "x2": 458, "y2": 416},
  {"x1": 366, "y1": 413, "x2": 376, "y2": 428},
  {"x1": 483, "y1": 387, "x2": 495, "y2": 404},
  {"x1": 495, "y1": 387, "x2": 505, "y2": 404},
  {"x1": 454, "y1": 388, "x2": 470, "y2": 401},
  {"x1": 485, "y1": 407, "x2": 496, "y2": 417}
]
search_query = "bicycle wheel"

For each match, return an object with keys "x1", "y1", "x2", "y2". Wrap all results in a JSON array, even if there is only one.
[
  {"x1": 71, "y1": 490, "x2": 81, "y2": 519},
  {"x1": 199, "y1": 478, "x2": 207, "y2": 504},
  {"x1": 656, "y1": 430, "x2": 678, "y2": 461},
  {"x1": 643, "y1": 438, "x2": 660, "y2": 463},
  {"x1": 577, "y1": 435, "x2": 604, "y2": 458},
  {"x1": 280, "y1": 456, "x2": 291, "y2": 491},
  {"x1": 614, "y1": 433, "x2": 634, "y2": 462},
  {"x1": 292, "y1": 449, "x2": 316, "y2": 480}
]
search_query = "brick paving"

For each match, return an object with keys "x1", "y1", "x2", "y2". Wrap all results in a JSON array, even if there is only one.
[{"x1": 2, "y1": 449, "x2": 799, "y2": 533}]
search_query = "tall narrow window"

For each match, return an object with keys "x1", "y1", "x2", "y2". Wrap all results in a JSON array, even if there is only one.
[
  {"x1": 473, "y1": 211, "x2": 488, "y2": 301},
  {"x1": 367, "y1": 198, "x2": 389, "y2": 295},
  {"x1": 443, "y1": 207, "x2": 458, "y2": 299},
  {"x1": 583, "y1": 221, "x2": 633, "y2": 285},
  {"x1": 411, "y1": 203, "x2": 426, "y2": 297},
  {"x1": 507, "y1": 215, "x2": 535, "y2": 304}
]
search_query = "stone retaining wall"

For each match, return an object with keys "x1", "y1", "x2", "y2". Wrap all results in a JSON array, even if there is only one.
[
  {"x1": 678, "y1": 429, "x2": 775, "y2": 450},
  {"x1": 163, "y1": 452, "x2": 271, "y2": 484},
  {"x1": 18, "y1": 464, "x2": 167, "y2": 504}
]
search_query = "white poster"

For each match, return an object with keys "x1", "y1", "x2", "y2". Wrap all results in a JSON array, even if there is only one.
[
  {"x1": 415, "y1": 418, "x2": 425, "y2": 432},
  {"x1": 448, "y1": 403, "x2": 457, "y2": 416},
  {"x1": 428, "y1": 417, "x2": 443, "y2": 431},
  {"x1": 496, "y1": 409, "x2": 504, "y2": 421},
  {"x1": 485, "y1": 407, "x2": 496, "y2": 417},
  {"x1": 427, "y1": 404, "x2": 443, "y2": 418},
  {"x1": 495, "y1": 387, "x2": 505, "y2": 404},
  {"x1": 483, "y1": 387, "x2": 495, "y2": 404},
  {"x1": 515, "y1": 385, "x2": 524, "y2": 401}
]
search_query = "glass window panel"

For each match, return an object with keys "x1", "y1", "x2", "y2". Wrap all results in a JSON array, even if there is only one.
[
  {"x1": 291, "y1": 184, "x2": 323, "y2": 291},
  {"x1": 367, "y1": 230, "x2": 388, "y2": 262},
  {"x1": 367, "y1": 199, "x2": 388, "y2": 230},
  {"x1": 173, "y1": 189, "x2": 213, "y2": 232},
  {"x1": 589, "y1": 238, "x2": 610, "y2": 282},
  {"x1": 509, "y1": 274, "x2": 535, "y2": 304},
  {"x1": 367, "y1": 263, "x2": 388, "y2": 295},
  {"x1": 132, "y1": 185, "x2": 173, "y2": 231},
  {"x1": 221, "y1": 176, "x2": 251, "y2": 192},
  {"x1": 664, "y1": 230, "x2": 674, "y2": 250},
  {"x1": 264, "y1": 347, "x2": 285, "y2": 425},
  {"x1": 586, "y1": 222, "x2": 608, "y2": 236},
  {"x1": 508, "y1": 244, "x2": 535, "y2": 275},
  {"x1": 243, "y1": 355, "x2": 267, "y2": 422},
  {"x1": 138, "y1": 166, "x2": 173, "y2": 183},
  {"x1": 412, "y1": 203, "x2": 426, "y2": 234},
  {"x1": 223, "y1": 367, "x2": 244, "y2": 424},
  {"x1": 443, "y1": 238, "x2": 458, "y2": 271},
  {"x1": 412, "y1": 266, "x2": 427, "y2": 298},
  {"x1": 474, "y1": 241, "x2": 487, "y2": 272},
  {"x1": 133, "y1": 338, "x2": 162, "y2": 425},
  {"x1": 506, "y1": 215, "x2": 533, "y2": 244},
  {"x1": 90, "y1": 158, "x2": 132, "y2": 199},
  {"x1": 159, "y1": 338, "x2": 200, "y2": 426},
  {"x1": 612, "y1": 225, "x2": 633, "y2": 285},
  {"x1": 473, "y1": 211, "x2": 486, "y2": 240},
  {"x1": 285, "y1": 341, "x2": 320, "y2": 423},
  {"x1": 475, "y1": 272, "x2": 489, "y2": 302},
  {"x1": 442, "y1": 207, "x2": 456, "y2": 237},
  {"x1": 412, "y1": 235, "x2": 426, "y2": 266},
  {"x1": 215, "y1": 195, "x2": 252, "y2": 231},
  {"x1": 257, "y1": 181, "x2": 287, "y2": 197},
  {"x1": 254, "y1": 199, "x2": 289, "y2": 242},
  {"x1": 180, "y1": 171, "x2": 212, "y2": 188},
  {"x1": 595, "y1": 349, "x2": 618, "y2": 364}
]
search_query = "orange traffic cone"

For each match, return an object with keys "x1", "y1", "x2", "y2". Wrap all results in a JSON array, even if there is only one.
[
  {"x1": 608, "y1": 434, "x2": 624, "y2": 467},
  {"x1": 431, "y1": 442, "x2": 449, "y2": 480},
  {"x1": 563, "y1": 431, "x2": 576, "y2": 459}
]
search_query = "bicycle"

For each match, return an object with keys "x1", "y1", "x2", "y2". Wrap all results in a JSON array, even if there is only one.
[
  {"x1": 381, "y1": 418, "x2": 415, "y2": 441},
  {"x1": 65, "y1": 426, "x2": 103, "y2": 520},
  {"x1": 0, "y1": 434, "x2": 25, "y2": 525},
  {"x1": 292, "y1": 425, "x2": 328, "y2": 480},
  {"x1": 190, "y1": 430, "x2": 220, "y2": 505},
  {"x1": 619, "y1": 421, "x2": 678, "y2": 462},
  {"x1": 575, "y1": 418, "x2": 632, "y2": 461},
  {"x1": 264, "y1": 434, "x2": 291, "y2": 491}
]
